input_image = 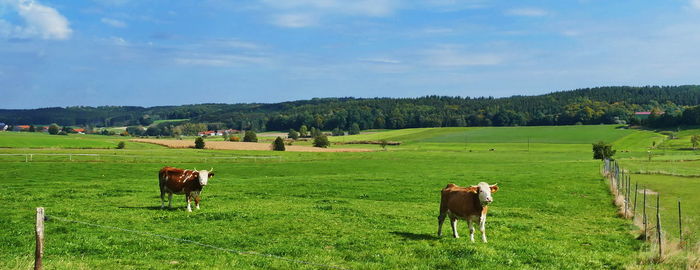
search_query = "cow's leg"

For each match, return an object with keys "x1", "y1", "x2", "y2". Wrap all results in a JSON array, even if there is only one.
[
  {"x1": 450, "y1": 217, "x2": 459, "y2": 238},
  {"x1": 468, "y1": 219, "x2": 475, "y2": 242},
  {"x1": 167, "y1": 193, "x2": 173, "y2": 208},
  {"x1": 479, "y1": 215, "x2": 487, "y2": 243},
  {"x1": 186, "y1": 194, "x2": 192, "y2": 212},
  {"x1": 160, "y1": 188, "x2": 166, "y2": 209},
  {"x1": 437, "y1": 212, "x2": 446, "y2": 237},
  {"x1": 195, "y1": 196, "x2": 201, "y2": 210}
]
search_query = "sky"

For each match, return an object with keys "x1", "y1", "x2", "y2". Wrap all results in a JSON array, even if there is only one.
[{"x1": 2, "y1": 0, "x2": 700, "y2": 109}]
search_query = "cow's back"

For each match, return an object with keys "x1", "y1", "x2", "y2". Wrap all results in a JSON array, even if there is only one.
[
  {"x1": 159, "y1": 167, "x2": 201, "y2": 194},
  {"x1": 440, "y1": 185, "x2": 484, "y2": 218}
]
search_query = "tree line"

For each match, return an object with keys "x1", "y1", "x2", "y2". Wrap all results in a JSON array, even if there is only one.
[{"x1": 3, "y1": 85, "x2": 700, "y2": 133}]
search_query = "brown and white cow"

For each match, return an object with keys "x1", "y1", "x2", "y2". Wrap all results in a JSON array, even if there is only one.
[
  {"x1": 159, "y1": 167, "x2": 214, "y2": 212},
  {"x1": 437, "y1": 182, "x2": 499, "y2": 242}
]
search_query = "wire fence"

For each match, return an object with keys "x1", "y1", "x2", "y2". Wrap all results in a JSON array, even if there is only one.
[
  {"x1": 42, "y1": 213, "x2": 350, "y2": 270},
  {"x1": 0, "y1": 153, "x2": 282, "y2": 163},
  {"x1": 602, "y1": 159, "x2": 689, "y2": 259}
]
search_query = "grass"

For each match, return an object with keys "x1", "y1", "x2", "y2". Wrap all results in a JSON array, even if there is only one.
[
  {"x1": 1, "y1": 125, "x2": 686, "y2": 269},
  {"x1": 0, "y1": 132, "x2": 163, "y2": 149}
]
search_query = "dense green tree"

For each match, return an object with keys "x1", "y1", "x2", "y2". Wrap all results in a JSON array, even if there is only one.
[
  {"x1": 243, "y1": 130, "x2": 258, "y2": 142},
  {"x1": 48, "y1": 124, "x2": 59, "y2": 135},
  {"x1": 692, "y1": 135, "x2": 700, "y2": 149},
  {"x1": 312, "y1": 134, "x2": 330, "y2": 148},
  {"x1": 28, "y1": 125, "x2": 36, "y2": 132},
  {"x1": 194, "y1": 137, "x2": 205, "y2": 149},
  {"x1": 126, "y1": 126, "x2": 145, "y2": 136},
  {"x1": 592, "y1": 141, "x2": 616, "y2": 160},
  {"x1": 288, "y1": 129, "x2": 299, "y2": 140},
  {"x1": 272, "y1": 137, "x2": 285, "y2": 151},
  {"x1": 299, "y1": 125, "x2": 308, "y2": 137}
]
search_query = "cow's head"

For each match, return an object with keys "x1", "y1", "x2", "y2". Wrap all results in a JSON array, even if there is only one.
[
  {"x1": 467, "y1": 182, "x2": 499, "y2": 205},
  {"x1": 195, "y1": 168, "x2": 215, "y2": 186}
]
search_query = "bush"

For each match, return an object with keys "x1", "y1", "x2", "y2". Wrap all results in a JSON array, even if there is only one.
[
  {"x1": 272, "y1": 136, "x2": 286, "y2": 151},
  {"x1": 194, "y1": 137, "x2": 205, "y2": 149},
  {"x1": 313, "y1": 134, "x2": 330, "y2": 148},
  {"x1": 48, "y1": 124, "x2": 60, "y2": 135},
  {"x1": 592, "y1": 141, "x2": 615, "y2": 160},
  {"x1": 692, "y1": 135, "x2": 700, "y2": 149},
  {"x1": 116, "y1": 141, "x2": 125, "y2": 149},
  {"x1": 230, "y1": 136, "x2": 240, "y2": 142},
  {"x1": 28, "y1": 125, "x2": 36, "y2": 132},
  {"x1": 288, "y1": 129, "x2": 299, "y2": 140},
  {"x1": 349, "y1": 123, "x2": 360, "y2": 135},
  {"x1": 57, "y1": 131, "x2": 68, "y2": 136},
  {"x1": 243, "y1": 130, "x2": 258, "y2": 142}
]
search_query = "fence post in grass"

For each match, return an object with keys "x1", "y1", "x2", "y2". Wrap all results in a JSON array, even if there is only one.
[
  {"x1": 35, "y1": 207, "x2": 44, "y2": 270},
  {"x1": 678, "y1": 198, "x2": 683, "y2": 247},
  {"x1": 633, "y1": 182, "x2": 638, "y2": 216},
  {"x1": 643, "y1": 188, "x2": 647, "y2": 240},
  {"x1": 657, "y1": 193, "x2": 662, "y2": 258}
]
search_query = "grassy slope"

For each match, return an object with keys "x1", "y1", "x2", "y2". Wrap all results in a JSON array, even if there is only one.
[{"x1": 613, "y1": 127, "x2": 700, "y2": 245}]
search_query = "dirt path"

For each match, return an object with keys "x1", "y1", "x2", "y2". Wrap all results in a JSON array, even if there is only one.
[{"x1": 131, "y1": 139, "x2": 372, "y2": 152}]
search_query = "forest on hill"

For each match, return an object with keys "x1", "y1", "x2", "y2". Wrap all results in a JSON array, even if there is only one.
[{"x1": 2, "y1": 85, "x2": 700, "y2": 134}]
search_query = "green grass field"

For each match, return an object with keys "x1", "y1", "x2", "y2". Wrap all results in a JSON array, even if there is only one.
[
  {"x1": 0, "y1": 132, "x2": 163, "y2": 149},
  {"x1": 1, "y1": 126, "x2": 697, "y2": 269}
]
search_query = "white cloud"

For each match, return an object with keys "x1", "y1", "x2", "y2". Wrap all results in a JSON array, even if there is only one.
[
  {"x1": 101, "y1": 18, "x2": 126, "y2": 28},
  {"x1": 261, "y1": 0, "x2": 396, "y2": 17},
  {"x1": 271, "y1": 13, "x2": 317, "y2": 28},
  {"x1": 423, "y1": 45, "x2": 504, "y2": 67},
  {"x1": 359, "y1": 58, "x2": 401, "y2": 64},
  {"x1": 174, "y1": 54, "x2": 269, "y2": 67},
  {"x1": 0, "y1": 0, "x2": 72, "y2": 40},
  {"x1": 691, "y1": 0, "x2": 700, "y2": 10},
  {"x1": 260, "y1": 0, "x2": 396, "y2": 28},
  {"x1": 506, "y1": 8, "x2": 548, "y2": 17}
]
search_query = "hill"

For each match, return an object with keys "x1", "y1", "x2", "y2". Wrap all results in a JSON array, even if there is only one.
[{"x1": 2, "y1": 85, "x2": 700, "y2": 132}]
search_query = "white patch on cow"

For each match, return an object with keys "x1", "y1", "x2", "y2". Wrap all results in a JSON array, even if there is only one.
[
  {"x1": 197, "y1": 170, "x2": 210, "y2": 186},
  {"x1": 477, "y1": 182, "x2": 493, "y2": 205}
]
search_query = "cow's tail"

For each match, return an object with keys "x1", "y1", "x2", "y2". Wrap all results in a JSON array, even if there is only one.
[{"x1": 158, "y1": 168, "x2": 167, "y2": 193}]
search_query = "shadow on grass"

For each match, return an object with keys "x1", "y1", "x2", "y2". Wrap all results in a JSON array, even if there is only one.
[{"x1": 390, "y1": 231, "x2": 439, "y2": 241}]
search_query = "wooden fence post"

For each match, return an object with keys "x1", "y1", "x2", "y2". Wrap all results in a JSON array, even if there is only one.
[
  {"x1": 678, "y1": 198, "x2": 683, "y2": 246},
  {"x1": 643, "y1": 188, "x2": 647, "y2": 240},
  {"x1": 35, "y1": 207, "x2": 44, "y2": 270},
  {"x1": 657, "y1": 193, "x2": 662, "y2": 258},
  {"x1": 633, "y1": 182, "x2": 638, "y2": 216}
]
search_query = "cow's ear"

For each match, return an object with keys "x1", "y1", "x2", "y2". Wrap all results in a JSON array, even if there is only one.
[
  {"x1": 209, "y1": 173, "x2": 215, "y2": 177},
  {"x1": 466, "y1": 186, "x2": 478, "y2": 193},
  {"x1": 490, "y1": 184, "x2": 499, "y2": 193}
]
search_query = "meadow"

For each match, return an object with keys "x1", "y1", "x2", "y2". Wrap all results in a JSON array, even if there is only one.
[{"x1": 0, "y1": 125, "x2": 693, "y2": 269}]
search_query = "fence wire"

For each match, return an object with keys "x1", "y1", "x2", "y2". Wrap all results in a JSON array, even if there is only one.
[{"x1": 46, "y1": 215, "x2": 350, "y2": 270}]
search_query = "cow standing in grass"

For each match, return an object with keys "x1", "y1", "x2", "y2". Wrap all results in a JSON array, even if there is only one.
[
  {"x1": 159, "y1": 167, "x2": 214, "y2": 212},
  {"x1": 438, "y1": 182, "x2": 499, "y2": 242}
]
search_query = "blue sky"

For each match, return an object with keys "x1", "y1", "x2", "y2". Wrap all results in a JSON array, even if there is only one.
[{"x1": 2, "y1": 0, "x2": 700, "y2": 109}]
